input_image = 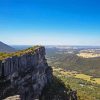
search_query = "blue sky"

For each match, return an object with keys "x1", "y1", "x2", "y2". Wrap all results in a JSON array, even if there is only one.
[{"x1": 0, "y1": 0, "x2": 100, "y2": 45}]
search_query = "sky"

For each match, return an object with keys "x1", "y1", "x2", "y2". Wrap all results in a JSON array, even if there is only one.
[{"x1": 0, "y1": 0, "x2": 100, "y2": 45}]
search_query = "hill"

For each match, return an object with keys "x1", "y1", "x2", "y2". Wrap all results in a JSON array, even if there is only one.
[
  {"x1": 0, "y1": 41, "x2": 16, "y2": 53},
  {"x1": 46, "y1": 48, "x2": 100, "y2": 77}
]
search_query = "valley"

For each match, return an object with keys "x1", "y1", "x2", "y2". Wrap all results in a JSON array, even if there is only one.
[
  {"x1": 46, "y1": 46, "x2": 100, "y2": 78},
  {"x1": 53, "y1": 67, "x2": 100, "y2": 100},
  {"x1": 46, "y1": 46, "x2": 100, "y2": 100},
  {"x1": 10, "y1": 45, "x2": 100, "y2": 100}
]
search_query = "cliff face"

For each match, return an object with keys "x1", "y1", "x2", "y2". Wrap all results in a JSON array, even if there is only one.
[{"x1": 0, "y1": 46, "x2": 52, "y2": 100}]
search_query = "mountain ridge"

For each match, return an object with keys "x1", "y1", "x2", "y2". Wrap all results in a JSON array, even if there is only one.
[{"x1": 0, "y1": 41, "x2": 16, "y2": 53}]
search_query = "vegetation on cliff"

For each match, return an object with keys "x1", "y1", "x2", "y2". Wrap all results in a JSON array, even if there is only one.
[{"x1": 0, "y1": 45, "x2": 41, "y2": 60}]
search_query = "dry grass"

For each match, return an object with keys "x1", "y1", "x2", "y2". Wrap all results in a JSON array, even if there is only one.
[
  {"x1": 0, "y1": 46, "x2": 41, "y2": 60},
  {"x1": 94, "y1": 78, "x2": 100, "y2": 84}
]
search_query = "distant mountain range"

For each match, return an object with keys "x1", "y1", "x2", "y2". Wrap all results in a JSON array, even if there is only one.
[{"x1": 0, "y1": 41, "x2": 16, "y2": 53}]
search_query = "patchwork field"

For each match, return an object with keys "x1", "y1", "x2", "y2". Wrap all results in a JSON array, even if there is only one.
[
  {"x1": 53, "y1": 67, "x2": 100, "y2": 100},
  {"x1": 53, "y1": 67, "x2": 100, "y2": 84},
  {"x1": 77, "y1": 53, "x2": 100, "y2": 58}
]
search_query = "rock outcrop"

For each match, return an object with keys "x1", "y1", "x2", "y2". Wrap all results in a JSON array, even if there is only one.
[
  {"x1": 0, "y1": 46, "x2": 52, "y2": 100},
  {"x1": 0, "y1": 46, "x2": 77, "y2": 100}
]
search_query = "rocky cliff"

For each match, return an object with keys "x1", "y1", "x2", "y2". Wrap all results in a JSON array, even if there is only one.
[
  {"x1": 0, "y1": 46, "x2": 52, "y2": 100},
  {"x1": 0, "y1": 46, "x2": 77, "y2": 100}
]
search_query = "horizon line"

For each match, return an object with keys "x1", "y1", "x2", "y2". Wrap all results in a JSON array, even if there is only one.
[{"x1": 10, "y1": 44, "x2": 100, "y2": 47}]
